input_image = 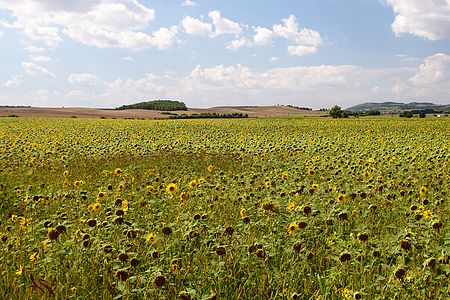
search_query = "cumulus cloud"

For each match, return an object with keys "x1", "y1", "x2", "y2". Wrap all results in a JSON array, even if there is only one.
[
  {"x1": 182, "y1": 10, "x2": 242, "y2": 37},
  {"x1": 227, "y1": 15, "x2": 321, "y2": 55},
  {"x1": 68, "y1": 73, "x2": 101, "y2": 87},
  {"x1": 410, "y1": 53, "x2": 450, "y2": 84},
  {"x1": 3, "y1": 76, "x2": 23, "y2": 87},
  {"x1": 22, "y1": 61, "x2": 55, "y2": 78},
  {"x1": 0, "y1": 0, "x2": 181, "y2": 50},
  {"x1": 182, "y1": 16, "x2": 213, "y2": 36},
  {"x1": 0, "y1": 30, "x2": 4, "y2": 37},
  {"x1": 208, "y1": 10, "x2": 242, "y2": 36},
  {"x1": 253, "y1": 27, "x2": 274, "y2": 46},
  {"x1": 273, "y1": 15, "x2": 322, "y2": 55},
  {"x1": 382, "y1": 0, "x2": 450, "y2": 40}
]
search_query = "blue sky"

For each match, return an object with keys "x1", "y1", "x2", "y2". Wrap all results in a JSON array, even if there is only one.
[{"x1": 0, "y1": 0, "x2": 449, "y2": 109}]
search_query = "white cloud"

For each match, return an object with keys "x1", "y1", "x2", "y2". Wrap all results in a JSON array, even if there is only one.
[
  {"x1": 0, "y1": 31, "x2": 4, "y2": 37},
  {"x1": 181, "y1": 0, "x2": 196, "y2": 6},
  {"x1": 0, "y1": 0, "x2": 181, "y2": 50},
  {"x1": 23, "y1": 45, "x2": 45, "y2": 53},
  {"x1": 183, "y1": 10, "x2": 242, "y2": 38},
  {"x1": 5, "y1": 54, "x2": 448, "y2": 109},
  {"x1": 182, "y1": 16, "x2": 213, "y2": 36},
  {"x1": 208, "y1": 10, "x2": 242, "y2": 36},
  {"x1": 121, "y1": 56, "x2": 134, "y2": 62},
  {"x1": 253, "y1": 27, "x2": 274, "y2": 46},
  {"x1": 383, "y1": 0, "x2": 450, "y2": 40},
  {"x1": 68, "y1": 73, "x2": 101, "y2": 87},
  {"x1": 30, "y1": 55, "x2": 52, "y2": 62},
  {"x1": 226, "y1": 15, "x2": 321, "y2": 55},
  {"x1": 287, "y1": 45, "x2": 317, "y2": 56},
  {"x1": 22, "y1": 61, "x2": 55, "y2": 78},
  {"x1": 410, "y1": 53, "x2": 450, "y2": 84},
  {"x1": 3, "y1": 76, "x2": 23, "y2": 87},
  {"x1": 269, "y1": 56, "x2": 279, "y2": 63},
  {"x1": 273, "y1": 15, "x2": 322, "y2": 55},
  {"x1": 226, "y1": 37, "x2": 250, "y2": 50},
  {"x1": 150, "y1": 26, "x2": 181, "y2": 49}
]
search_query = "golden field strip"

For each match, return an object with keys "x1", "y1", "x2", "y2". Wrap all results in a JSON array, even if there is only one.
[{"x1": 0, "y1": 117, "x2": 449, "y2": 299}]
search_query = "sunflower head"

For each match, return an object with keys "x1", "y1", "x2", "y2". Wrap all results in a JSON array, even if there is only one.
[
  {"x1": 288, "y1": 222, "x2": 299, "y2": 235},
  {"x1": 166, "y1": 183, "x2": 178, "y2": 195}
]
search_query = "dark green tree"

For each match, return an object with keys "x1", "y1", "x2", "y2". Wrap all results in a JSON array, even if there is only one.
[
  {"x1": 329, "y1": 105, "x2": 343, "y2": 118},
  {"x1": 399, "y1": 111, "x2": 413, "y2": 118}
]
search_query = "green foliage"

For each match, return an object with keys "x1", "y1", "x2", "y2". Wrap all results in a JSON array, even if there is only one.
[
  {"x1": 419, "y1": 113, "x2": 426, "y2": 118},
  {"x1": 117, "y1": 100, "x2": 187, "y2": 111},
  {"x1": 399, "y1": 111, "x2": 413, "y2": 118},
  {"x1": 329, "y1": 105, "x2": 348, "y2": 118}
]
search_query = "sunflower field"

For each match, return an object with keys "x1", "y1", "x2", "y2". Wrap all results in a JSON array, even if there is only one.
[{"x1": 0, "y1": 117, "x2": 449, "y2": 299}]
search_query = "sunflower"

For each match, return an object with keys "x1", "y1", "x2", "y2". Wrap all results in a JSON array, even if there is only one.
[
  {"x1": 423, "y1": 210, "x2": 432, "y2": 218},
  {"x1": 18, "y1": 217, "x2": 29, "y2": 229},
  {"x1": 29, "y1": 251, "x2": 38, "y2": 263},
  {"x1": 15, "y1": 265, "x2": 23, "y2": 276},
  {"x1": 171, "y1": 259, "x2": 179, "y2": 272},
  {"x1": 207, "y1": 164, "x2": 214, "y2": 172},
  {"x1": 146, "y1": 232, "x2": 156, "y2": 243},
  {"x1": 261, "y1": 201, "x2": 276, "y2": 211},
  {"x1": 188, "y1": 180, "x2": 198, "y2": 189},
  {"x1": 419, "y1": 186, "x2": 427, "y2": 196},
  {"x1": 166, "y1": 183, "x2": 178, "y2": 195},
  {"x1": 240, "y1": 208, "x2": 248, "y2": 218},
  {"x1": 307, "y1": 169, "x2": 315, "y2": 176},
  {"x1": 122, "y1": 199, "x2": 129, "y2": 212},
  {"x1": 74, "y1": 180, "x2": 84, "y2": 188},
  {"x1": 147, "y1": 185, "x2": 156, "y2": 194},
  {"x1": 287, "y1": 202, "x2": 296, "y2": 211},
  {"x1": 114, "y1": 168, "x2": 123, "y2": 175},
  {"x1": 63, "y1": 170, "x2": 70, "y2": 177},
  {"x1": 97, "y1": 191, "x2": 105, "y2": 199},
  {"x1": 311, "y1": 183, "x2": 319, "y2": 190},
  {"x1": 179, "y1": 192, "x2": 188, "y2": 201},
  {"x1": 281, "y1": 171, "x2": 288, "y2": 179},
  {"x1": 336, "y1": 193, "x2": 346, "y2": 203},
  {"x1": 90, "y1": 202, "x2": 101, "y2": 211},
  {"x1": 288, "y1": 222, "x2": 299, "y2": 235},
  {"x1": 342, "y1": 288, "x2": 352, "y2": 300}
]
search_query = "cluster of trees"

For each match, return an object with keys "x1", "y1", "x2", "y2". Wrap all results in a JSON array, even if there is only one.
[
  {"x1": 399, "y1": 111, "x2": 428, "y2": 118},
  {"x1": 329, "y1": 106, "x2": 349, "y2": 118},
  {"x1": 278, "y1": 104, "x2": 312, "y2": 110},
  {"x1": 168, "y1": 113, "x2": 249, "y2": 119},
  {"x1": 117, "y1": 100, "x2": 187, "y2": 111}
]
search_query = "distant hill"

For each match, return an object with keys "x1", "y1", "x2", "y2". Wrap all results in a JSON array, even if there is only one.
[
  {"x1": 116, "y1": 100, "x2": 187, "y2": 111},
  {"x1": 346, "y1": 102, "x2": 450, "y2": 112}
]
